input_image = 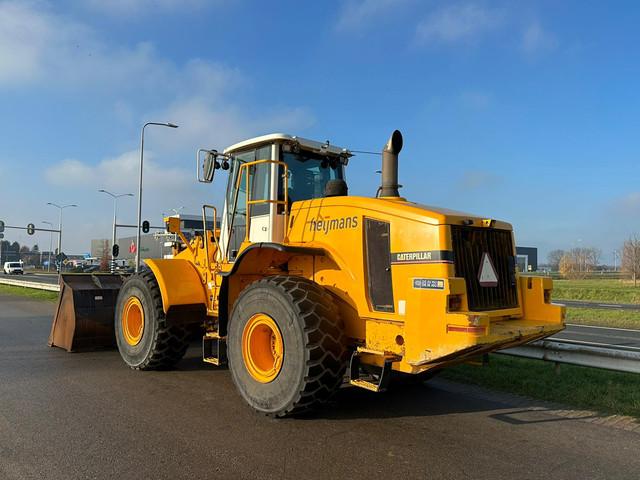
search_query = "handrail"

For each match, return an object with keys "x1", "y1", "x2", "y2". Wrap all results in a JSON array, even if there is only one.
[
  {"x1": 201, "y1": 204, "x2": 218, "y2": 271},
  {"x1": 225, "y1": 159, "x2": 289, "y2": 260}
]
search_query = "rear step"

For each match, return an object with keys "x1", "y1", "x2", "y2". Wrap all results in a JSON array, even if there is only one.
[
  {"x1": 202, "y1": 332, "x2": 227, "y2": 366},
  {"x1": 348, "y1": 348, "x2": 400, "y2": 393}
]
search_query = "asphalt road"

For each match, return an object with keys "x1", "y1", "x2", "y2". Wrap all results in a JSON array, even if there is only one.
[
  {"x1": 16, "y1": 273, "x2": 59, "y2": 285},
  {"x1": 560, "y1": 299, "x2": 640, "y2": 311},
  {"x1": 554, "y1": 323, "x2": 640, "y2": 349},
  {"x1": 1, "y1": 294, "x2": 639, "y2": 479}
]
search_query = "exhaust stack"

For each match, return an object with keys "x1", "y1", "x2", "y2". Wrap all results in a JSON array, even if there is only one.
[{"x1": 380, "y1": 130, "x2": 403, "y2": 197}]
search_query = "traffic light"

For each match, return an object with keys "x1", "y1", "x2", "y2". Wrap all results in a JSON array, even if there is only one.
[
  {"x1": 142, "y1": 220, "x2": 150, "y2": 233},
  {"x1": 112, "y1": 244, "x2": 119, "y2": 258},
  {"x1": 0, "y1": 220, "x2": 4, "y2": 233},
  {"x1": 26, "y1": 223, "x2": 35, "y2": 235}
]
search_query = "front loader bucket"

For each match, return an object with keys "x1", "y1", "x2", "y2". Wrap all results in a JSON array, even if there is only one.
[{"x1": 48, "y1": 274, "x2": 124, "y2": 352}]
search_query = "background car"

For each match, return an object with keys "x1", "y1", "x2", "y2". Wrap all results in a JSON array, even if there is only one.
[{"x1": 3, "y1": 262, "x2": 24, "y2": 275}]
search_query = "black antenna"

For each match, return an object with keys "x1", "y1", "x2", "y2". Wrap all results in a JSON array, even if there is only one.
[{"x1": 348, "y1": 149, "x2": 381, "y2": 156}]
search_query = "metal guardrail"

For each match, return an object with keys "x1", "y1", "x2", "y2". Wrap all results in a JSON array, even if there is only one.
[
  {"x1": 501, "y1": 338, "x2": 640, "y2": 374},
  {"x1": 0, "y1": 277, "x2": 60, "y2": 292}
]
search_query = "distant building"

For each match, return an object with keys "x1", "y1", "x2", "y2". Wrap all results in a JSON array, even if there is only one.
[
  {"x1": 90, "y1": 234, "x2": 165, "y2": 261},
  {"x1": 516, "y1": 246, "x2": 538, "y2": 272}
]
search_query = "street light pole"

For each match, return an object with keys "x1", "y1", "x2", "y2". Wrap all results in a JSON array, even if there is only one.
[
  {"x1": 136, "y1": 121, "x2": 178, "y2": 273},
  {"x1": 99, "y1": 190, "x2": 133, "y2": 272},
  {"x1": 46, "y1": 203, "x2": 77, "y2": 277},
  {"x1": 42, "y1": 221, "x2": 54, "y2": 272}
]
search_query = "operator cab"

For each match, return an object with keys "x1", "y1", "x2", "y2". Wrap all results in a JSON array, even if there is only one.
[{"x1": 219, "y1": 133, "x2": 350, "y2": 261}]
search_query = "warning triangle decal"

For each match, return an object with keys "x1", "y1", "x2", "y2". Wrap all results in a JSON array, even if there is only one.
[{"x1": 478, "y1": 252, "x2": 498, "y2": 287}]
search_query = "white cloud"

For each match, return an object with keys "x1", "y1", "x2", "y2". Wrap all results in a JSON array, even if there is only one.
[
  {"x1": 415, "y1": 3, "x2": 504, "y2": 45},
  {"x1": 0, "y1": 2, "x2": 241, "y2": 93},
  {"x1": 608, "y1": 192, "x2": 640, "y2": 217},
  {"x1": 522, "y1": 21, "x2": 557, "y2": 54},
  {"x1": 45, "y1": 150, "x2": 191, "y2": 193},
  {"x1": 1, "y1": 1, "x2": 314, "y2": 147},
  {"x1": 0, "y1": 1, "x2": 82, "y2": 85},
  {"x1": 336, "y1": 0, "x2": 412, "y2": 31},
  {"x1": 151, "y1": 98, "x2": 315, "y2": 153}
]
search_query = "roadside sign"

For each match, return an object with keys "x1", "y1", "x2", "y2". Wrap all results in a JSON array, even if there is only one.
[
  {"x1": 129, "y1": 241, "x2": 136, "y2": 254},
  {"x1": 27, "y1": 223, "x2": 35, "y2": 235},
  {"x1": 56, "y1": 252, "x2": 68, "y2": 263}
]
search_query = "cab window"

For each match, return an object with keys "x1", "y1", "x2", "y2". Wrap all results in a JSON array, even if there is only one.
[{"x1": 281, "y1": 151, "x2": 344, "y2": 203}]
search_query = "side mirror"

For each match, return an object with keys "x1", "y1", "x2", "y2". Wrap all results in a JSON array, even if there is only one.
[
  {"x1": 203, "y1": 152, "x2": 217, "y2": 183},
  {"x1": 197, "y1": 148, "x2": 224, "y2": 183}
]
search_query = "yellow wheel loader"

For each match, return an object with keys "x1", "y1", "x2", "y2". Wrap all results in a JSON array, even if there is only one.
[{"x1": 52, "y1": 130, "x2": 565, "y2": 417}]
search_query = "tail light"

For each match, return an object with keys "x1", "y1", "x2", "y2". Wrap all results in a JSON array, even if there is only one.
[{"x1": 448, "y1": 294, "x2": 463, "y2": 312}]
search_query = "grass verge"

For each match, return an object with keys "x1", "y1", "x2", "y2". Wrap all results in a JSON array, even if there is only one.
[
  {"x1": 553, "y1": 279, "x2": 640, "y2": 304},
  {"x1": 0, "y1": 284, "x2": 58, "y2": 301},
  {"x1": 441, "y1": 354, "x2": 640, "y2": 418},
  {"x1": 566, "y1": 307, "x2": 640, "y2": 329}
]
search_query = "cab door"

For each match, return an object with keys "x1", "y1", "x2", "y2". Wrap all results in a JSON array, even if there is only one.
[{"x1": 219, "y1": 144, "x2": 277, "y2": 261}]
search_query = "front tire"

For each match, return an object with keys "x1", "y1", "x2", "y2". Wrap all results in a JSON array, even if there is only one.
[
  {"x1": 115, "y1": 270, "x2": 189, "y2": 370},
  {"x1": 227, "y1": 276, "x2": 348, "y2": 417}
]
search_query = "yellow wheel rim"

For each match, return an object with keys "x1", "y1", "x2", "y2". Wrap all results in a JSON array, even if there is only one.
[
  {"x1": 122, "y1": 296, "x2": 145, "y2": 346},
  {"x1": 241, "y1": 313, "x2": 284, "y2": 383}
]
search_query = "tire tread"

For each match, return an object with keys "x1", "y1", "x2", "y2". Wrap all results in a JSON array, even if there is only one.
[
  {"x1": 231, "y1": 275, "x2": 349, "y2": 417},
  {"x1": 122, "y1": 270, "x2": 189, "y2": 371}
]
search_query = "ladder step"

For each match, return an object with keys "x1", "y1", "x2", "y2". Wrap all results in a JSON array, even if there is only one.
[
  {"x1": 350, "y1": 378, "x2": 385, "y2": 393},
  {"x1": 202, "y1": 333, "x2": 227, "y2": 367},
  {"x1": 203, "y1": 357, "x2": 224, "y2": 366},
  {"x1": 348, "y1": 350, "x2": 397, "y2": 393}
]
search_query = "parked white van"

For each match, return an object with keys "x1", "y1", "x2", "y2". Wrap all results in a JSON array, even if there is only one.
[{"x1": 3, "y1": 262, "x2": 24, "y2": 274}]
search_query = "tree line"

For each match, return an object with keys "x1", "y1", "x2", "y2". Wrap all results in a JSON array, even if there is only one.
[
  {"x1": 546, "y1": 247, "x2": 601, "y2": 279},
  {"x1": 0, "y1": 240, "x2": 50, "y2": 266},
  {"x1": 547, "y1": 235, "x2": 640, "y2": 285}
]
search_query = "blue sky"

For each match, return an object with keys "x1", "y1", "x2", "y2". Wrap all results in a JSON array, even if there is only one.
[{"x1": 0, "y1": 0, "x2": 638, "y2": 264}]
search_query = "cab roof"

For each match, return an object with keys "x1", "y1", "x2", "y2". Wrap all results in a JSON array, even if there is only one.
[{"x1": 223, "y1": 133, "x2": 348, "y2": 156}]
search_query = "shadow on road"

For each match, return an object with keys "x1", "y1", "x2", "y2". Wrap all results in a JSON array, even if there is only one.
[
  {"x1": 297, "y1": 381, "x2": 499, "y2": 421},
  {"x1": 44, "y1": 342, "x2": 596, "y2": 425},
  {"x1": 489, "y1": 409, "x2": 600, "y2": 425}
]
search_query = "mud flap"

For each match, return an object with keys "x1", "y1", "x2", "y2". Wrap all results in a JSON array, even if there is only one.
[{"x1": 48, "y1": 274, "x2": 124, "y2": 352}]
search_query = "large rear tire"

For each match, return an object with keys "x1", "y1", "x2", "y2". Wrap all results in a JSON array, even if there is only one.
[
  {"x1": 115, "y1": 270, "x2": 189, "y2": 370},
  {"x1": 227, "y1": 275, "x2": 348, "y2": 417}
]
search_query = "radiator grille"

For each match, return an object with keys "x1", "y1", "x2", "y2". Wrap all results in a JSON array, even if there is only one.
[{"x1": 451, "y1": 225, "x2": 518, "y2": 311}]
